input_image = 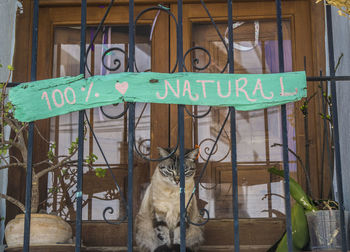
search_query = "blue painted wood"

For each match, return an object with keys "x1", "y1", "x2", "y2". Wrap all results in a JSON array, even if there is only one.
[{"x1": 10, "y1": 71, "x2": 307, "y2": 122}]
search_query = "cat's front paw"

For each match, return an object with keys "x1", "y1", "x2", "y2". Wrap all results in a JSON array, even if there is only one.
[{"x1": 155, "y1": 226, "x2": 170, "y2": 245}]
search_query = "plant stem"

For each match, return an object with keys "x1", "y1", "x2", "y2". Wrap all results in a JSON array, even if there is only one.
[
  {"x1": 271, "y1": 143, "x2": 313, "y2": 199},
  {"x1": 31, "y1": 176, "x2": 40, "y2": 213},
  {"x1": 0, "y1": 193, "x2": 25, "y2": 213},
  {"x1": 0, "y1": 162, "x2": 26, "y2": 170}
]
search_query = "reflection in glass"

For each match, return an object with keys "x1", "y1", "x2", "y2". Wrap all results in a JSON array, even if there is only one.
[
  {"x1": 47, "y1": 26, "x2": 151, "y2": 220},
  {"x1": 192, "y1": 20, "x2": 295, "y2": 218}
]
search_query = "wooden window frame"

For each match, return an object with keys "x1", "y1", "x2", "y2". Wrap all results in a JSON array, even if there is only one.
[{"x1": 8, "y1": 0, "x2": 326, "y2": 248}]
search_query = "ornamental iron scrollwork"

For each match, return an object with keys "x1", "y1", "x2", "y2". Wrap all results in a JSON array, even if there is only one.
[{"x1": 84, "y1": 0, "x2": 239, "y2": 227}]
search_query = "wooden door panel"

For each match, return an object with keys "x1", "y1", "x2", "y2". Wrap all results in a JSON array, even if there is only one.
[
  {"x1": 66, "y1": 218, "x2": 285, "y2": 247},
  {"x1": 150, "y1": 11, "x2": 170, "y2": 174}
]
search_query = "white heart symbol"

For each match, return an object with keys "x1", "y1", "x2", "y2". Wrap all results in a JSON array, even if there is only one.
[{"x1": 115, "y1": 81, "x2": 128, "y2": 95}]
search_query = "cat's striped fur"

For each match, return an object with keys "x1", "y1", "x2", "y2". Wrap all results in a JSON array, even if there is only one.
[{"x1": 135, "y1": 147, "x2": 204, "y2": 252}]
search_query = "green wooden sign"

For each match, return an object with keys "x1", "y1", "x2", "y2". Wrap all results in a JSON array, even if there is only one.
[{"x1": 9, "y1": 71, "x2": 307, "y2": 122}]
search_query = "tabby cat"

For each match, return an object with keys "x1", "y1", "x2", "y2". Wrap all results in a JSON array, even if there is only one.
[{"x1": 135, "y1": 147, "x2": 204, "y2": 252}]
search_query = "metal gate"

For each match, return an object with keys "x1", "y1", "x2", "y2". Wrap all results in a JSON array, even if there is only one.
[{"x1": 11, "y1": 0, "x2": 350, "y2": 252}]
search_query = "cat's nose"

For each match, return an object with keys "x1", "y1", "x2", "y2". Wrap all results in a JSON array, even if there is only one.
[{"x1": 175, "y1": 176, "x2": 180, "y2": 184}]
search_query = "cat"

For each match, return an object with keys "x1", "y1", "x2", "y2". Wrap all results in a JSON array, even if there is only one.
[{"x1": 135, "y1": 147, "x2": 204, "y2": 252}]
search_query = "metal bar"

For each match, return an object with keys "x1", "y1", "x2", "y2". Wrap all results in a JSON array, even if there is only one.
[
  {"x1": 79, "y1": 0, "x2": 87, "y2": 75},
  {"x1": 177, "y1": 0, "x2": 183, "y2": 73},
  {"x1": 227, "y1": 1, "x2": 234, "y2": 76},
  {"x1": 23, "y1": 123, "x2": 34, "y2": 252},
  {"x1": 275, "y1": 1, "x2": 293, "y2": 251},
  {"x1": 6, "y1": 82, "x2": 20, "y2": 87},
  {"x1": 176, "y1": 1, "x2": 186, "y2": 251},
  {"x1": 23, "y1": 0, "x2": 39, "y2": 250},
  {"x1": 229, "y1": 106, "x2": 239, "y2": 251},
  {"x1": 326, "y1": 5, "x2": 348, "y2": 251},
  {"x1": 275, "y1": 0, "x2": 284, "y2": 75},
  {"x1": 319, "y1": 72, "x2": 335, "y2": 200},
  {"x1": 178, "y1": 104, "x2": 185, "y2": 252},
  {"x1": 75, "y1": 1, "x2": 86, "y2": 251},
  {"x1": 303, "y1": 57, "x2": 311, "y2": 197},
  {"x1": 128, "y1": 1, "x2": 135, "y2": 251},
  {"x1": 307, "y1": 76, "x2": 350, "y2": 82},
  {"x1": 30, "y1": 0, "x2": 39, "y2": 83},
  {"x1": 319, "y1": 71, "x2": 335, "y2": 200},
  {"x1": 320, "y1": 72, "x2": 326, "y2": 199},
  {"x1": 129, "y1": 0, "x2": 135, "y2": 72},
  {"x1": 227, "y1": 1, "x2": 240, "y2": 251},
  {"x1": 6, "y1": 75, "x2": 350, "y2": 88},
  {"x1": 127, "y1": 103, "x2": 135, "y2": 252},
  {"x1": 75, "y1": 111, "x2": 85, "y2": 252}
]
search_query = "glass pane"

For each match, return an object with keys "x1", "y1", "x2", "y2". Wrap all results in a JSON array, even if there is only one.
[
  {"x1": 47, "y1": 26, "x2": 151, "y2": 221},
  {"x1": 192, "y1": 20, "x2": 295, "y2": 218}
]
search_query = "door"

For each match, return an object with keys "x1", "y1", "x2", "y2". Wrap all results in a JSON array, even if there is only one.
[{"x1": 32, "y1": 0, "x2": 321, "y2": 249}]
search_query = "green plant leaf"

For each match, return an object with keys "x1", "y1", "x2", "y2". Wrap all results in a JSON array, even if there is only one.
[
  {"x1": 86, "y1": 153, "x2": 98, "y2": 164},
  {"x1": 94, "y1": 168, "x2": 106, "y2": 178},
  {"x1": 268, "y1": 167, "x2": 317, "y2": 212},
  {"x1": 68, "y1": 138, "x2": 79, "y2": 154},
  {"x1": 275, "y1": 203, "x2": 309, "y2": 252},
  {"x1": 7, "y1": 65, "x2": 14, "y2": 71}
]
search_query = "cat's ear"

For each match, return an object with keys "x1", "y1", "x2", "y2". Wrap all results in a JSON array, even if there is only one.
[
  {"x1": 185, "y1": 148, "x2": 199, "y2": 161},
  {"x1": 158, "y1": 147, "x2": 170, "y2": 158}
]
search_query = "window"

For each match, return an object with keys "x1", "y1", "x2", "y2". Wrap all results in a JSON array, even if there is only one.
[
  {"x1": 187, "y1": 20, "x2": 295, "y2": 218},
  {"x1": 47, "y1": 25, "x2": 152, "y2": 220}
]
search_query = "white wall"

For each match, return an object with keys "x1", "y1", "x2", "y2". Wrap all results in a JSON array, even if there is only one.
[
  {"x1": 0, "y1": 0, "x2": 21, "y2": 250},
  {"x1": 327, "y1": 7, "x2": 350, "y2": 210}
]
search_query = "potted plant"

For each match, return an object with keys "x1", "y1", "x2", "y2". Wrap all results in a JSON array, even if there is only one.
[
  {"x1": 0, "y1": 65, "x2": 98, "y2": 247},
  {"x1": 267, "y1": 167, "x2": 347, "y2": 251},
  {"x1": 267, "y1": 75, "x2": 348, "y2": 251}
]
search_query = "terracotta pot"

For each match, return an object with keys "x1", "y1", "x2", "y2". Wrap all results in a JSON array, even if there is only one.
[{"x1": 5, "y1": 213, "x2": 72, "y2": 247}]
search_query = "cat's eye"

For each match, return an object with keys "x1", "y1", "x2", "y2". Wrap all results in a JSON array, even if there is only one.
[
  {"x1": 184, "y1": 168, "x2": 195, "y2": 177},
  {"x1": 185, "y1": 172, "x2": 194, "y2": 177},
  {"x1": 160, "y1": 167, "x2": 173, "y2": 177}
]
